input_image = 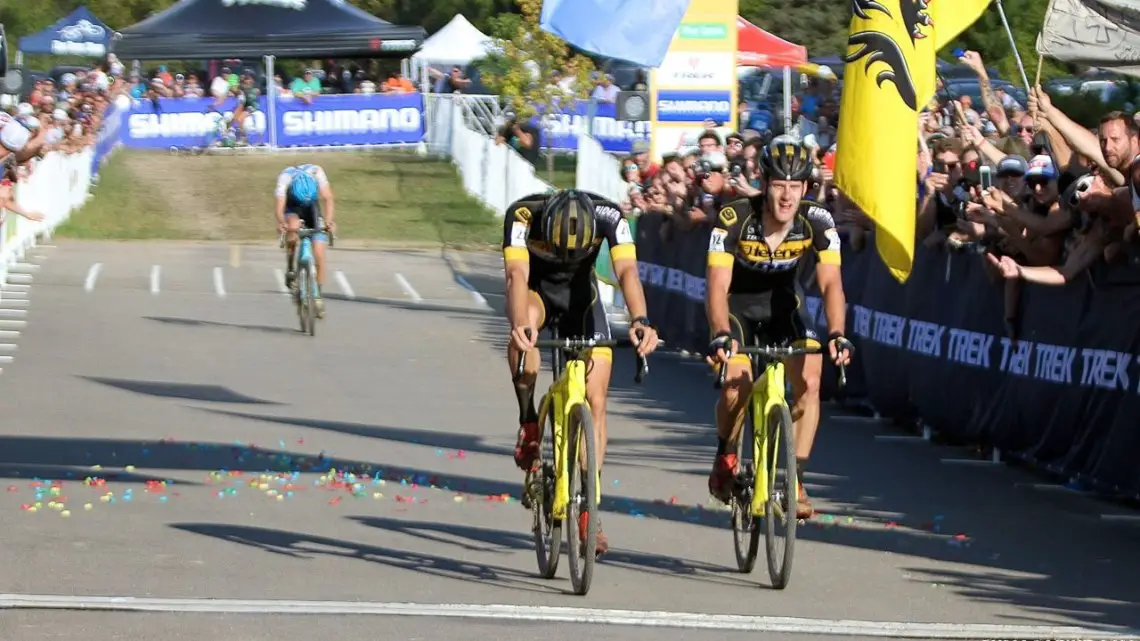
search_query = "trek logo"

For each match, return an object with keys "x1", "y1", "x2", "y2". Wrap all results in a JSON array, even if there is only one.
[
  {"x1": 281, "y1": 108, "x2": 420, "y2": 136},
  {"x1": 655, "y1": 91, "x2": 732, "y2": 123},
  {"x1": 221, "y1": 0, "x2": 306, "y2": 9},
  {"x1": 127, "y1": 111, "x2": 267, "y2": 138}
]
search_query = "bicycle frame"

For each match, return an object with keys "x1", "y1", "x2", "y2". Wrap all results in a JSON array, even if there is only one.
[
  {"x1": 536, "y1": 356, "x2": 590, "y2": 521},
  {"x1": 292, "y1": 231, "x2": 320, "y2": 300},
  {"x1": 747, "y1": 356, "x2": 791, "y2": 519}
]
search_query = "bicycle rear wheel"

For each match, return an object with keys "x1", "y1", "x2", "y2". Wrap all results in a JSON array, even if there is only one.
[
  {"x1": 731, "y1": 406, "x2": 760, "y2": 573},
  {"x1": 764, "y1": 402, "x2": 797, "y2": 589},
  {"x1": 298, "y1": 264, "x2": 314, "y2": 335},
  {"x1": 531, "y1": 393, "x2": 561, "y2": 579},
  {"x1": 565, "y1": 402, "x2": 597, "y2": 596}
]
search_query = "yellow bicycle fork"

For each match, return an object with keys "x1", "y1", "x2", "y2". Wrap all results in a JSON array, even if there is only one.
[
  {"x1": 749, "y1": 360, "x2": 797, "y2": 518},
  {"x1": 541, "y1": 359, "x2": 600, "y2": 521}
]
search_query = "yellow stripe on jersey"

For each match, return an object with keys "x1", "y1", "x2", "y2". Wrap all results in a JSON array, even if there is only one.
[
  {"x1": 503, "y1": 246, "x2": 529, "y2": 262},
  {"x1": 610, "y1": 243, "x2": 636, "y2": 262}
]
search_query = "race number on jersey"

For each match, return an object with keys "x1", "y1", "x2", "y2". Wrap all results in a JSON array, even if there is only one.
[
  {"x1": 708, "y1": 228, "x2": 728, "y2": 253},
  {"x1": 615, "y1": 219, "x2": 634, "y2": 245},
  {"x1": 509, "y1": 222, "x2": 528, "y2": 247}
]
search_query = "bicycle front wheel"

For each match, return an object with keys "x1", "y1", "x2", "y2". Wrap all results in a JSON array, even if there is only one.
[
  {"x1": 731, "y1": 406, "x2": 760, "y2": 573},
  {"x1": 565, "y1": 402, "x2": 598, "y2": 596},
  {"x1": 531, "y1": 393, "x2": 561, "y2": 580},
  {"x1": 764, "y1": 402, "x2": 797, "y2": 589}
]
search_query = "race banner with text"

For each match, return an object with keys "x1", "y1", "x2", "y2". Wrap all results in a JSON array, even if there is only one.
[
  {"x1": 540, "y1": 101, "x2": 650, "y2": 155},
  {"x1": 91, "y1": 101, "x2": 124, "y2": 176},
  {"x1": 119, "y1": 94, "x2": 426, "y2": 149},
  {"x1": 649, "y1": 0, "x2": 738, "y2": 160},
  {"x1": 632, "y1": 211, "x2": 1140, "y2": 497}
]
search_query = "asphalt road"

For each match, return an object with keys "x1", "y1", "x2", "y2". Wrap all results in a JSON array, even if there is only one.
[{"x1": 0, "y1": 240, "x2": 1138, "y2": 641}]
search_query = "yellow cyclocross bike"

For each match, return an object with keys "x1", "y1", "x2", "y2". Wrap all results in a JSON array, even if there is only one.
[
  {"x1": 714, "y1": 339, "x2": 847, "y2": 589},
  {"x1": 515, "y1": 327, "x2": 649, "y2": 596}
]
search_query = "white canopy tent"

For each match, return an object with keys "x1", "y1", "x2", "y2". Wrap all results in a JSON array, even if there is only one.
[{"x1": 413, "y1": 14, "x2": 494, "y2": 90}]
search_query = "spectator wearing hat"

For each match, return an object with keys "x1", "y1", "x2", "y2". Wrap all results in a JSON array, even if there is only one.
[
  {"x1": 291, "y1": 69, "x2": 322, "y2": 104},
  {"x1": 630, "y1": 139, "x2": 659, "y2": 183},
  {"x1": 995, "y1": 154, "x2": 1028, "y2": 199}
]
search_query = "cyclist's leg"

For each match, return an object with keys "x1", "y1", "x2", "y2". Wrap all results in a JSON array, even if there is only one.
[
  {"x1": 709, "y1": 294, "x2": 757, "y2": 503},
  {"x1": 507, "y1": 287, "x2": 546, "y2": 471},
  {"x1": 283, "y1": 212, "x2": 302, "y2": 289},
  {"x1": 779, "y1": 288, "x2": 824, "y2": 517}
]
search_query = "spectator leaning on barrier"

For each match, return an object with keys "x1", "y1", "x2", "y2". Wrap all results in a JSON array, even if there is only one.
[{"x1": 495, "y1": 110, "x2": 541, "y2": 168}]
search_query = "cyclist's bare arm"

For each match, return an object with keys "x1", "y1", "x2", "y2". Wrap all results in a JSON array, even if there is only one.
[
  {"x1": 319, "y1": 182, "x2": 335, "y2": 228},
  {"x1": 612, "y1": 257, "x2": 648, "y2": 320},
  {"x1": 502, "y1": 208, "x2": 533, "y2": 331},
  {"x1": 706, "y1": 206, "x2": 743, "y2": 336}
]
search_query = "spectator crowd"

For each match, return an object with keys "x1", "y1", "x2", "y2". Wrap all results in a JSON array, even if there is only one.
[
  {"x1": 1, "y1": 55, "x2": 123, "y2": 224},
  {"x1": 608, "y1": 50, "x2": 1140, "y2": 341}
]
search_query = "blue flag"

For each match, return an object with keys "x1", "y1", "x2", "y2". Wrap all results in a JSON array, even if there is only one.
[{"x1": 540, "y1": 0, "x2": 690, "y2": 68}]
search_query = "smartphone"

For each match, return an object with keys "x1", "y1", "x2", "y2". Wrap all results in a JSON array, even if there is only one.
[
  {"x1": 933, "y1": 159, "x2": 947, "y2": 174},
  {"x1": 979, "y1": 166, "x2": 992, "y2": 190}
]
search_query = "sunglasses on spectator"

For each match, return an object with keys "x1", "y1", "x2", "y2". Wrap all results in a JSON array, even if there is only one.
[
  {"x1": 1026, "y1": 177, "x2": 1051, "y2": 188},
  {"x1": 624, "y1": 164, "x2": 638, "y2": 172}
]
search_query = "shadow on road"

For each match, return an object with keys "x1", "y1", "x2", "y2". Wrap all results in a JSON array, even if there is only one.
[
  {"x1": 145, "y1": 316, "x2": 301, "y2": 336},
  {"x1": 352, "y1": 515, "x2": 755, "y2": 589},
  {"x1": 170, "y1": 522, "x2": 567, "y2": 595},
  {"x1": 80, "y1": 376, "x2": 283, "y2": 405}
]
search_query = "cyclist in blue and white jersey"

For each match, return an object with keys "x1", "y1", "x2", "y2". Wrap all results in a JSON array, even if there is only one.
[{"x1": 275, "y1": 163, "x2": 336, "y2": 317}]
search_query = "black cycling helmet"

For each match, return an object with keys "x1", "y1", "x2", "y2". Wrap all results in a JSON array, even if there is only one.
[
  {"x1": 542, "y1": 189, "x2": 597, "y2": 262},
  {"x1": 760, "y1": 137, "x2": 814, "y2": 182}
]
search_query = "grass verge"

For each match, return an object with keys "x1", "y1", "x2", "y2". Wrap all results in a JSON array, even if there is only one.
[{"x1": 56, "y1": 150, "x2": 502, "y2": 249}]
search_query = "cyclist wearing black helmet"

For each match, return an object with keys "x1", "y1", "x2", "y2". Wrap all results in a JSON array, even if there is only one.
[
  {"x1": 502, "y1": 189, "x2": 660, "y2": 555},
  {"x1": 704, "y1": 137, "x2": 853, "y2": 519}
]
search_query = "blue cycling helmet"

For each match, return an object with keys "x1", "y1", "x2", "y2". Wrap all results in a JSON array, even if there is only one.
[{"x1": 289, "y1": 170, "x2": 319, "y2": 205}]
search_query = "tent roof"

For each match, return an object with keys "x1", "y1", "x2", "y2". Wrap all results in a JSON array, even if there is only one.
[
  {"x1": 736, "y1": 17, "x2": 806, "y2": 69},
  {"x1": 19, "y1": 6, "x2": 114, "y2": 57},
  {"x1": 412, "y1": 14, "x2": 492, "y2": 66},
  {"x1": 112, "y1": 0, "x2": 426, "y2": 60}
]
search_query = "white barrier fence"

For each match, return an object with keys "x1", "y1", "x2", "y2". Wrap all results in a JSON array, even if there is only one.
[
  {"x1": 430, "y1": 95, "x2": 554, "y2": 217},
  {"x1": 0, "y1": 150, "x2": 95, "y2": 286}
]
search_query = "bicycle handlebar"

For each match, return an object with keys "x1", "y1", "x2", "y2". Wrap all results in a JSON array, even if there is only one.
[
  {"x1": 513, "y1": 329, "x2": 652, "y2": 384},
  {"x1": 713, "y1": 343, "x2": 848, "y2": 390},
  {"x1": 279, "y1": 226, "x2": 335, "y2": 248}
]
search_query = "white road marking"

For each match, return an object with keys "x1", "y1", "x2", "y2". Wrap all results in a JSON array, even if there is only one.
[
  {"x1": 213, "y1": 267, "x2": 226, "y2": 297},
  {"x1": 0, "y1": 290, "x2": 28, "y2": 300},
  {"x1": 0, "y1": 299, "x2": 29, "y2": 308},
  {"x1": 0, "y1": 320, "x2": 26, "y2": 330},
  {"x1": 394, "y1": 273, "x2": 422, "y2": 302},
  {"x1": 6, "y1": 273, "x2": 33, "y2": 284},
  {"x1": 0, "y1": 344, "x2": 17, "y2": 353},
  {"x1": 0, "y1": 356, "x2": 11, "y2": 364},
  {"x1": 273, "y1": 269, "x2": 288, "y2": 294},
  {"x1": 1101, "y1": 513, "x2": 1140, "y2": 523},
  {"x1": 150, "y1": 265, "x2": 161, "y2": 294},
  {"x1": 0, "y1": 330, "x2": 19, "y2": 340},
  {"x1": 84, "y1": 263, "x2": 103, "y2": 292},
  {"x1": 0, "y1": 309, "x2": 27, "y2": 318},
  {"x1": 1, "y1": 283, "x2": 30, "y2": 291},
  {"x1": 0, "y1": 595, "x2": 1134, "y2": 639},
  {"x1": 334, "y1": 270, "x2": 355, "y2": 299},
  {"x1": 454, "y1": 274, "x2": 490, "y2": 309}
]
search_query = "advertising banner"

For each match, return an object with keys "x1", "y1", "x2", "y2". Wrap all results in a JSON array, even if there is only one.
[
  {"x1": 91, "y1": 102, "x2": 124, "y2": 176},
  {"x1": 541, "y1": 101, "x2": 650, "y2": 155},
  {"x1": 119, "y1": 93, "x2": 426, "y2": 149},
  {"x1": 649, "y1": 0, "x2": 739, "y2": 160}
]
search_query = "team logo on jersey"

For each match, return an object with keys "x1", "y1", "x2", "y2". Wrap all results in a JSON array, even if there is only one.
[
  {"x1": 595, "y1": 205, "x2": 621, "y2": 222},
  {"x1": 718, "y1": 206, "x2": 737, "y2": 226},
  {"x1": 514, "y1": 206, "x2": 532, "y2": 224}
]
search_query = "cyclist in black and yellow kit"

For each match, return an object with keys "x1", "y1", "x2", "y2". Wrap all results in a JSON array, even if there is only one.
[
  {"x1": 503, "y1": 189, "x2": 660, "y2": 555},
  {"x1": 705, "y1": 139, "x2": 853, "y2": 518}
]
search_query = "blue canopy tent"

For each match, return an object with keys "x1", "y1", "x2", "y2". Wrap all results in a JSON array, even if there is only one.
[{"x1": 18, "y1": 6, "x2": 114, "y2": 59}]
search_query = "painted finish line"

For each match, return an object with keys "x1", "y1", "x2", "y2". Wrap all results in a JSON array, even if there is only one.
[{"x1": 1, "y1": 595, "x2": 1137, "y2": 639}]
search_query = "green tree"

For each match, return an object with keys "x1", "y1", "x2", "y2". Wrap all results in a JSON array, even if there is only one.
[{"x1": 475, "y1": 0, "x2": 595, "y2": 117}]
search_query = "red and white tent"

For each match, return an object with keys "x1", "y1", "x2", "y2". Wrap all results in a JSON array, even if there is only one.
[{"x1": 736, "y1": 16, "x2": 807, "y2": 68}]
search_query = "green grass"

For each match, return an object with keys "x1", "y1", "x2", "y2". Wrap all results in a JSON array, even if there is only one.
[
  {"x1": 57, "y1": 150, "x2": 502, "y2": 249},
  {"x1": 542, "y1": 154, "x2": 578, "y2": 190}
]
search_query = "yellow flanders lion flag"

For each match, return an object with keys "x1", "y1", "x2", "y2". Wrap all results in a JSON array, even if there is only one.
[{"x1": 835, "y1": 0, "x2": 992, "y2": 283}]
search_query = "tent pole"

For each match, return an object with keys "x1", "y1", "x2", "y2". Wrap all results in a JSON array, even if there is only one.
[
  {"x1": 783, "y1": 66, "x2": 792, "y2": 135},
  {"x1": 15, "y1": 52, "x2": 23, "y2": 67},
  {"x1": 266, "y1": 55, "x2": 277, "y2": 150}
]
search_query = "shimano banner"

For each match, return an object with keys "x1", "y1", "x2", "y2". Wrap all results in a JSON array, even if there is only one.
[
  {"x1": 632, "y1": 211, "x2": 1140, "y2": 498},
  {"x1": 276, "y1": 93, "x2": 424, "y2": 147},
  {"x1": 540, "y1": 101, "x2": 650, "y2": 154},
  {"x1": 119, "y1": 94, "x2": 425, "y2": 149},
  {"x1": 91, "y1": 102, "x2": 124, "y2": 176}
]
